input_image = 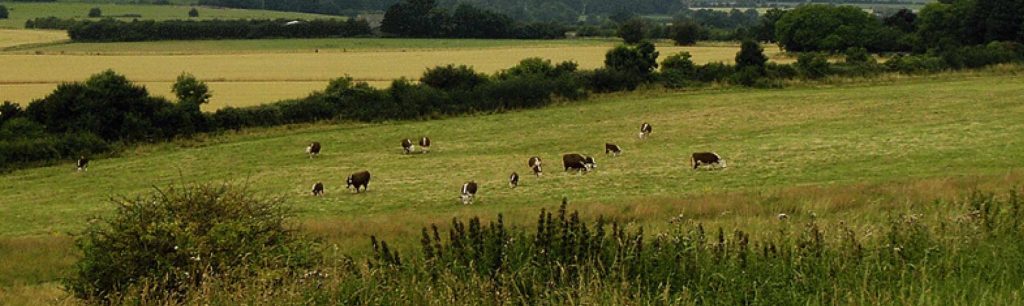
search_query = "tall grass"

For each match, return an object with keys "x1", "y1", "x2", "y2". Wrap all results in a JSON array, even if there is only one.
[{"x1": 151, "y1": 189, "x2": 1024, "y2": 305}]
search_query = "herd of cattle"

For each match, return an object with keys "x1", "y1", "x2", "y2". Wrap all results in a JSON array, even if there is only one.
[{"x1": 75, "y1": 122, "x2": 728, "y2": 205}]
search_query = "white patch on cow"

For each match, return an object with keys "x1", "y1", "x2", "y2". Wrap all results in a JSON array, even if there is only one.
[{"x1": 777, "y1": 213, "x2": 789, "y2": 220}]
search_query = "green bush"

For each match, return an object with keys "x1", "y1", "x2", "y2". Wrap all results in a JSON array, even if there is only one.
[
  {"x1": 765, "y1": 62, "x2": 798, "y2": 80},
  {"x1": 731, "y1": 66, "x2": 763, "y2": 86},
  {"x1": 735, "y1": 40, "x2": 767, "y2": 74},
  {"x1": 420, "y1": 65, "x2": 489, "y2": 91},
  {"x1": 695, "y1": 62, "x2": 734, "y2": 83},
  {"x1": 605, "y1": 42, "x2": 660, "y2": 80},
  {"x1": 585, "y1": 68, "x2": 643, "y2": 92},
  {"x1": 65, "y1": 183, "x2": 321, "y2": 302},
  {"x1": 88, "y1": 7, "x2": 102, "y2": 18},
  {"x1": 885, "y1": 54, "x2": 949, "y2": 74},
  {"x1": 0, "y1": 5, "x2": 9, "y2": 20},
  {"x1": 796, "y1": 52, "x2": 831, "y2": 79}
]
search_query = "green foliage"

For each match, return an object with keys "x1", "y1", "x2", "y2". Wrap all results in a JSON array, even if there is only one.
[
  {"x1": 0, "y1": 5, "x2": 9, "y2": 20},
  {"x1": 775, "y1": 4, "x2": 890, "y2": 52},
  {"x1": 188, "y1": 7, "x2": 198, "y2": 18},
  {"x1": 735, "y1": 39, "x2": 767, "y2": 74},
  {"x1": 308, "y1": 190, "x2": 1024, "y2": 304},
  {"x1": 796, "y1": 52, "x2": 831, "y2": 79},
  {"x1": 754, "y1": 8, "x2": 786, "y2": 42},
  {"x1": 669, "y1": 19, "x2": 703, "y2": 46},
  {"x1": 64, "y1": 183, "x2": 321, "y2": 302},
  {"x1": 450, "y1": 4, "x2": 513, "y2": 39},
  {"x1": 885, "y1": 54, "x2": 949, "y2": 73},
  {"x1": 604, "y1": 42, "x2": 659, "y2": 80},
  {"x1": 617, "y1": 18, "x2": 647, "y2": 44},
  {"x1": 173, "y1": 73, "x2": 211, "y2": 109},
  {"x1": 661, "y1": 51, "x2": 696, "y2": 75},
  {"x1": 88, "y1": 7, "x2": 102, "y2": 18},
  {"x1": 695, "y1": 62, "x2": 734, "y2": 83},
  {"x1": 420, "y1": 65, "x2": 489, "y2": 91}
]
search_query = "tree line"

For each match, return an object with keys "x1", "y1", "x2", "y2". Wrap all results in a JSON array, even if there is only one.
[
  {"x1": 4, "y1": 38, "x2": 1022, "y2": 171},
  {"x1": 26, "y1": 18, "x2": 372, "y2": 42}
]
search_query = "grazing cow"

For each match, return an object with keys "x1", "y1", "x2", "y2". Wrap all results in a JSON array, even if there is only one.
[
  {"x1": 562, "y1": 153, "x2": 591, "y2": 174},
  {"x1": 584, "y1": 155, "x2": 597, "y2": 170},
  {"x1": 777, "y1": 213, "x2": 789, "y2": 221},
  {"x1": 605, "y1": 143, "x2": 622, "y2": 156},
  {"x1": 306, "y1": 142, "x2": 321, "y2": 158},
  {"x1": 311, "y1": 182, "x2": 324, "y2": 196},
  {"x1": 76, "y1": 156, "x2": 89, "y2": 171},
  {"x1": 691, "y1": 152, "x2": 727, "y2": 170},
  {"x1": 401, "y1": 139, "x2": 414, "y2": 154},
  {"x1": 509, "y1": 172, "x2": 519, "y2": 188},
  {"x1": 419, "y1": 137, "x2": 431, "y2": 153},
  {"x1": 528, "y1": 156, "x2": 543, "y2": 176},
  {"x1": 639, "y1": 123, "x2": 652, "y2": 139},
  {"x1": 346, "y1": 170, "x2": 372, "y2": 193},
  {"x1": 460, "y1": 181, "x2": 478, "y2": 204}
]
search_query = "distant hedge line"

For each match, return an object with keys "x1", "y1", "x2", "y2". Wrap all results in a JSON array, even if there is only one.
[
  {"x1": 26, "y1": 18, "x2": 372, "y2": 41},
  {"x1": 3, "y1": 41, "x2": 1023, "y2": 171}
]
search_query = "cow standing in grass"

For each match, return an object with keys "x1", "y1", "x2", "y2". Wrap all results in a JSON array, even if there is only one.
[
  {"x1": 639, "y1": 123, "x2": 652, "y2": 139},
  {"x1": 76, "y1": 156, "x2": 89, "y2": 172},
  {"x1": 528, "y1": 156, "x2": 543, "y2": 176},
  {"x1": 346, "y1": 171, "x2": 372, "y2": 193},
  {"x1": 311, "y1": 182, "x2": 324, "y2": 196},
  {"x1": 563, "y1": 154, "x2": 594, "y2": 174},
  {"x1": 605, "y1": 143, "x2": 622, "y2": 156},
  {"x1": 509, "y1": 172, "x2": 519, "y2": 188},
  {"x1": 419, "y1": 137, "x2": 431, "y2": 153},
  {"x1": 306, "y1": 142, "x2": 321, "y2": 158},
  {"x1": 401, "y1": 139, "x2": 414, "y2": 154},
  {"x1": 691, "y1": 152, "x2": 727, "y2": 170},
  {"x1": 461, "y1": 181, "x2": 478, "y2": 204}
]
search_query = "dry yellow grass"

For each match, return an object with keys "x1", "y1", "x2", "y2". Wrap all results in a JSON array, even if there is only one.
[
  {"x1": 1, "y1": 44, "x2": 784, "y2": 108},
  {"x1": 0, "y1": 29, "x2": 68, "y2": 49}
]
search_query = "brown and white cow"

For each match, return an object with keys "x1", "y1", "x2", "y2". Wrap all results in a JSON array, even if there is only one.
[
  {"x1": 419, "y1": 137, "x2": 431, "y2": 153},
  {"x1": 401, "y1": 139, "x2": 414, "y2": 154},
  {"x1": 562, "y1": 153, "x2": 595, "y2": 174},
  {"x1": 346, "y1": 170, "x2": 372, "y2": 193},
  {"x1": 639, "y1": 123, "x2": 652, "y2": 139},
  {"x1": 311, "y1": 182, "x2": 325, "y2": 196},
  {"x1": 605, "y1": 143, "x2": 622, "y2": 156},
  {"x1": 460, "y1": 181, "x2": 478, "y2": 204},
  {"x1": 509, "y1": 172, "x2": 519, "y2": 188},
  {"x1": 306, "y1": 142, "x2": 321, "y2": 158},
  {"x1": 528, "y1": 156, "x2": 543, "y2": 176},
  {"x1": 691, "y1": 152, "x2": 727, "y2": 170},
  {"x1": 76, "y1": 156, "x2": 89, "y2": 172}
]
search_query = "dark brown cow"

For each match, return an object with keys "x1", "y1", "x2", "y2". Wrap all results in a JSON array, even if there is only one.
[
  {"x1": 639, "y1": 123, "x2": 652, "y2": 139},
  {"x1": 401, "y1": 139, "x2": 414, "y2": 154},
  {"x1": 691, "y1": 152, "x2": 727, "y2": 170},
  {"x1": 563, "y1": 153, "x2": 593, "y2": 174},
  {"x1": 346, "y1": 170, "x2": 372, "y2": 192},
  {"x1": 306, "y1": 142, "x2": 321, "y2": 158},
  {"x1": 419, "y1": 137, "x2": 431, "y2": 153},
  {"x1": 311, "y1": 182, "x2": 324, "y2": 196},
  {"x1": 76, "y1": 156, "x2": 89, "y2": 171},
  {"x1": 605, "y1": 143, "x2": 622, "y2": 156},
  {"x1": 461, "y1": 181, "x2": 478, "y2": 204},
  {"x1": 509, "y1": 172, "x2": 519, "y2": 188},
  {"x1": 528, "y1": 156, "x2": 543, "y2": 176}
]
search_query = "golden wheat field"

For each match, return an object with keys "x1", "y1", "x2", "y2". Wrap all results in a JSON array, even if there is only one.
[
  {"x1": 1, "y1": 42, "x2": 785, "y2": 109},
  {"x1": 0, "y1": 29, "x2": 68, "y2": 49}
]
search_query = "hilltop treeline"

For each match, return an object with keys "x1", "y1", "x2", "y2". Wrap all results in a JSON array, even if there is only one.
[
  {"x1": 26, "y1": 18, "x2": 372, "y2": 41},
  {"x1": 3, "y1": 40, "x2": 1023, "y2": 170}
]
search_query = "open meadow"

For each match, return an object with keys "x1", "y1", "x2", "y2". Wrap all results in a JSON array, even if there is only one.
[
  {"x1": 2, "y1": 68, "x2": 1023, "y2": 303},
  {"x1": 0, "y1": 40, "x2": 784, "y2": 110},
  {"x1": 0, "y1": 2, "x2": 334, "y2": 29}
]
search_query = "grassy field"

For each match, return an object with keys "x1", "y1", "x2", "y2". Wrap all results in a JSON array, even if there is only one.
[
  {"x1": 0, "y1": 41, "x2": 781, "y2": 109},
  {"x1": 5, "y1": 37, "x2": 616, "y2": 54},
  {"x1": 2, "y1": 70, "x2": 1024, "y2": 303},
  {"x1": 0, "y1": 29, "x2": 68, "y2": 49},
  {"x1": 0, "y1": 2, "x2": 335, "y2": 29}
]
